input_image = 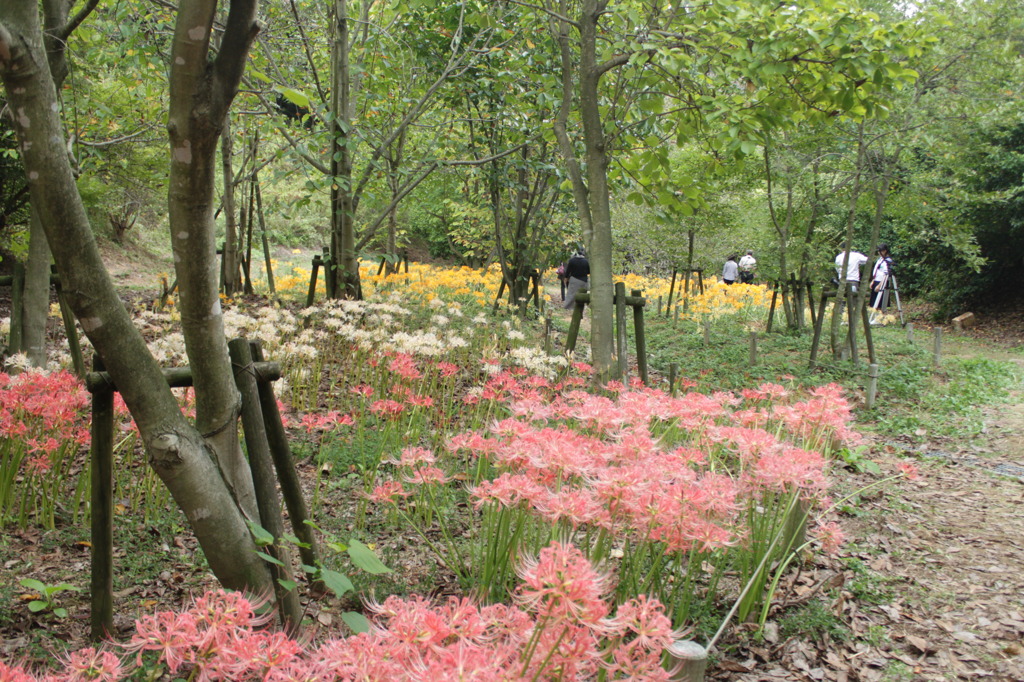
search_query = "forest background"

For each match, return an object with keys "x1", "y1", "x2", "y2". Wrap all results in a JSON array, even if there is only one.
[{"x1": 0, "y1": 0, "x2": 1021, "y2": 317}]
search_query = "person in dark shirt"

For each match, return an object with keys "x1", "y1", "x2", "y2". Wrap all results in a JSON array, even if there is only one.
[{"x1": 562, "y1": 249, "x2": 590, "y2": 309}]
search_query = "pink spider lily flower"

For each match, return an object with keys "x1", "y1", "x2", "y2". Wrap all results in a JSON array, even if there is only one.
[
  {"x1": 813, "y1": 520, "x2": 846, "y2": 555},
  {"x1": 469, "y1": 473, "x2": 546, "y2": 509},
  {"x1": 369, "y1": 399, "x2": 406, "y2": 418},
  {"x1": 126, "y1": 610, "x2": 198, "y2": 674},
  {"x1": 367, "y1": 481, "x2": 411, "y2": 504},
  {"x1": 434, "y1": 361, "x2": 460, "y2": 378},
  {"x1": 895, "y1": 461, "x2": 920, "y2": 480},
  {"x1": 609, "y1": 594, "x2": 678, "y2": 651},
  {"x1": 388, "y1": 353, "x2": 423, "y2": 381},
  {"x1": 535, "y1": 488, "x2": 609, "y2": 529},
  {"x1": 516, "y1": 542, "x2": 613, "y2": 628},
  {"x1": 403, "y1": 466, "x2": 450, "y2": 486},
  {"x1": 751, "y1": 448, "x2": 829, "y2": 495},
  {"x1": 0, "y1": 660, "x2": 35, "y2": 682},
  {"x1": 391, "y1": 446, "x2": 436, "y2": 467},
  {"x1": 62, "y1": 647, "x2": 124, "y2": 682},
  {"x1": 350, "y1": 383, "x2": 374, "y2": 398},
  {"x1": 406, "y1": 394, "x2": 434, "y2": 408}
]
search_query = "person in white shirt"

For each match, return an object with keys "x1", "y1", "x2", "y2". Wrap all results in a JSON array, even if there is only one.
[
  {"x1": 722, "y1": 254, "x2": 739, "y2": 285},
  {"x1": 738, "y1": 250, "x2": 756, "y2": 284},
  {"x1": 834, "y1": 249, "x2": 869, "y2": 292}
]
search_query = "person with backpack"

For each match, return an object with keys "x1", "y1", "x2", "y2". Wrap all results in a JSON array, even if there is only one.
[
  {"x1": 562, "y1": 249, "x2": 590, "y2": 309},
  {"x1": 738, "y1": 250, "x2": 757, "y2": 284}
]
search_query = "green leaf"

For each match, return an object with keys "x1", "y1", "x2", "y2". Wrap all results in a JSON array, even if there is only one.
[
  {"x1": 278, "y1": 579, "x2": 298, "y2": 592},
  {"x1": 278, "y1": 87, "x2": 311, "y2": 109},
  {"x1": 282, "y1": 533, "x2": 310, "y2": 549},
  {"x1": 28, "y1": 601, "x2": 47, "y2": 613},
  {"x1": 341, "y1": 611, "x2": 371, "y2": 634},
  {"x1": 247, "y1": 521, "x2": 275, "y2": 547},
  {"x1": 250, "y1": 68, "x2": 272, "y2": 84},
  {"x1": 320, "y1": 568, "x2": 355, "y2": 597},
  {"x1": 346, "y1": 540, "x2": 392, "y2": 574},
  {"x1": 19, "y1": 578, "x2": 45, "y2": 592},
  {"x1": 255, "y1": 551, "x2": 285, "y2": 567},
  {"x1": 53, "y1": 608, "x2": 68, "y2": 619}
]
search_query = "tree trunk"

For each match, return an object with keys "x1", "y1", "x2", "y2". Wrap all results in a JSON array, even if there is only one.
[
  {"x1": 330, "y1": 0, "x2": 360, "y2": 299},
  {"x1": 221, "y1": 122, "x2": 240, "y2": 295},
  {"x1": 551, "y1": 0, "x2": 614, "y2": 378},
  {"x1": 20, "y1": 210, "x2": 51, "y2": 367},
  {"x1": 13, "y1": 0, "x2": 98, "y2": 370},
  {"x1": 0, "y1": 0, "x2": 272, "y2": 594}
]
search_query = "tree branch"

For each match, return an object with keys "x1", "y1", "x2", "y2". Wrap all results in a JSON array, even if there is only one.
[{"x1": 56, "y1": 0, "x2": 99, "y2": 43}]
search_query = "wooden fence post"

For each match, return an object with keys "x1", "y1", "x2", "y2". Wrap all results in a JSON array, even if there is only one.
[
  {"x1": 766, "y1": 282, "x2": 779, "y2": 333},
  {"x1": 632, "y1": 289, "x2": 648, "y2": 386},
  {"x1": 808, "y1": 289, "x2": 832, "y2": 369},
  {"x1": 933, "y1": 327, "x2": 943, "y2": 367},
  {"x1": 322, "y1": 247, "x2": 336, "y2": 299},
  {"x1": 866, "y1": 363, "x2": 880, "y2": 409},
  {"x1": 666, "y1": 269, "x2": 678, "y2": 316},
  {"x1": 88, "y1": 357, "x2": 114, "y2": 641},
  {"x1": 228, "y1": 339, "x2": 302, "y2": 634},
  {"x1": 306, "y1": 255, "x2": 322, "y2": 307},
  {"x1": 249, "y1": 341, "x2": 322, "y2": 576},
  {"x1": 615, "y1": 282, "x2": 628, "y2": 381},
  {"x1": 669, "y1": 363, "x2": 678, "y2": 397}
]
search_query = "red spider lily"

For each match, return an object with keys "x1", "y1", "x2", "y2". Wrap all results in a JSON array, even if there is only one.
[
  {"x1": 368, "y1": 480, "x2": 411, "y2": 504},
  {"x1": 516, "y1": 542, "x2": 613, "y2": 628},
  {"x1": 22, "y1": 569, "x2": 685, "y2": 681},
  {"x1": 813, "y1": 521, "x2": 845, "y2": 555},
  {"x1": 350, "y1": 383, "x2": 374, "y2": 398},
  {"x1": 370, "y1": 399, "x2": 406, "y2": 418},
  {"x1": 435, "y1": 361, "x2": 461, "y2": 378},
  {"x1": 388, "y1": 353, "x2": 422, "y2": 381},
  {"x1": 403, "y1": 466, "x2": 450, "y2": 486},
  {"x1": 406, "y1": 393, "x2": 434, "y2": 408},
  {"x1": 62, "y1": 647, "x2": 124, "y2": 682},
  {"x1": 896, "y1": 461, "x2": 920, "y2": 480}
]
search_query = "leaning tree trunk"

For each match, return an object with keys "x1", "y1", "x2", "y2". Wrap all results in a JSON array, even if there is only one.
[
  {"x1": 13, "y1": 0, "x2": 98, "y2": 369},
  {"x1": 0, "y1": 0, "x2": 272, "y2": 594}
]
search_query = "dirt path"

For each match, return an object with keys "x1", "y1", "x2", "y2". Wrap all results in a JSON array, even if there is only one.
[{"x1": 719, "y1": 361, "x2": 1024, "y2": 681}]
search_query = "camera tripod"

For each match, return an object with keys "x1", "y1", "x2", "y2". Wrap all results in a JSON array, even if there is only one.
[{"x1": 869, "y1": 269, "x2": 904, "y2": 326}]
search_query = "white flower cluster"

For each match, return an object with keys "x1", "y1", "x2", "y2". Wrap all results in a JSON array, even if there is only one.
[{"x1": 505, "y1": 346, "x2": 568, "y2": 378}]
